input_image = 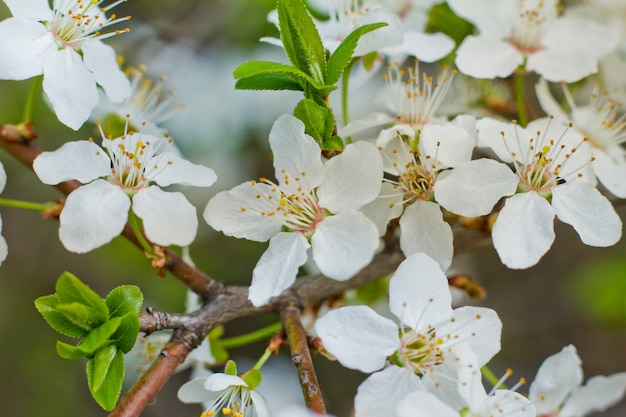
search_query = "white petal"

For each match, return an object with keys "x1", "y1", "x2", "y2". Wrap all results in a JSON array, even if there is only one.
[
  {"x1": 360, "y1": 183, "x2": 404, "y2": 236},
  {"x1": 552, "y1": 182, "x2": 622, "y2": 247},
  {"x1": 33, "y1": 140, "x2": 110, "y2": 185},
  {"x1": 492, "y1": 192, "x2": 556, "y2": 269},
  {"x1": 59, "y1": 181, "x2": 130, "y2": 253},
  {"x1": 479, "y1": 390, "x2": 535, "y2": 417},
  {"x1": 338, "y1": 112, "x2": 394, "y2": 138},
  {"x1": 4, "y1": 0, "x2": 52, "y2": 19},
  {"x1": 204, "y1": 373, "x2": 247, "y2": 391},
  {"x1": 395, "y1": 390, "x2": 457, "y2": 417},
  {"x1": 248, "y1": 232, "x2": 309, "y2": 307},
  {"x1": 543, "y1": 16, "x2": 619, "y2": 60},
  {"x1": 435, "y1": 158, "x2": 518, "y2": 217},
  {"x1": 399, "y1": 201, "x2": 453, "y2": 271},
  {"x1": 447, "y1": 0, "x2": 512, "y2": 38},
  {"x1": 315, "y1": 305, "x2": 399, "y2": 373},
  {"x1": 82, "y1": 40, "x2": 131, "y2": 103},
  {"x1": 419, "y1": 123, "x2": 475, "y2": 168},
  {"x1": 527, "y1": 48, "x2": 597, "y2": 83},
  {"x1": 0, "y1": 162, "x2": 7, "y2": 193},
  {"x1": 535, "y1": 78, "x2": 570, "y2": 122},
  {"x1": 455, "y1": 35, "x2": 523, "y2": 79},
  {"x1": 389, "y1": 253, "x2": 452, "y2": 331},
  {"x1": 250, "y1": 391, "x2": 272, "y2": 417},
  {"x1": 42, "y1": 48, "x2": 99, "y2": 130},
  {"x1": 0, "y1": 18, "x2": 52, "y2": 79},
  {"x1": 147, "y1": 152, "x2": 216, "y2": 187},
  {"x1": 132, "y1": 187, "x2": 198, "y2": 247},
  {"x1": 386, "y1": 31, "x2": 454, "y2": 63},
  {"x1": 203, "y1": 182, "x2": 283, "y2": 242},
  {"x1": 561, "y1": 373, "x2": 626, "y2": 417},
  {"x1": 269, "y1": 114, "x2": 325, "y2": 192},
  {"x1": 177, "y1": 378, "x2": 213, "y2": 404},
  {"x1": 0, "y1": 213, "x2": 7, "y2": 265},
  {"x1": 312, "y1": 211, "x2": 378, "y2": 280},
  {"x1": 355, "y1": 367, "x2": 422, "y2": 417},
  {"x1": 421, "y1": 343, "x2": 471, "y2": 409},
  {"x1": 317, "y1": 141, "x2": 382, "y2": 212},
  {"x1": 476, "y1": 117, "x2": 523, "y2": 162},
  {"x1": 593, "y1": 148, "x2": 626, "y2": 198},
  {"x1": 353, "y1": 8, "x2": 403, "y2": 56},
  {"x1": 529, "y1": 345, "x2": 583, "y2": 414}
]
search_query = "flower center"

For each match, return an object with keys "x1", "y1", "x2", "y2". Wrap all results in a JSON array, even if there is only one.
[
  {"x1": 202, "y1": 385, "x2": 254, "y2": 417},
  {"x1": 392, "y1": 327, "x2": 444, "y2": 376},
  {"x1": 48, "y1": 0, "x2": 130, "y2": 49},
  {"x1": 510, "y1": 0, "x2": 559, "y2": 53}
]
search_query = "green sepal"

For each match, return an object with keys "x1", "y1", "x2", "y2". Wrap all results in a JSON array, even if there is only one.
[
  {"x1": 55, "y1": 302, "x2": 107, "y2": 333},
  {"x1": 56, "y1": 317, "x2": 121, "y2": 359},
  {"x1": 110, "y1": 311, "x2": 140, "y2": 354},
  {"x1": 293, "y1": 98, "x2": 335, "y2": 145},
  {"x1": 55, "y1": 272, "x2": 109, "y2": 326},
  {"x1": 87, "y1": 345, "x2": 125, "y2": 411},
  {"x1": 34, "y1": 294, "x2": 90, "y2": 338},
  {"x1": 241, "y1": 368, "x2": 262, "y2": 390},
  {"x1": 224, "y1": 359, "x2": 238, "y2": 376},
  {"x1": 105, "y1": 285, "x2": 143, "y2": 319},
  {"x1": 322, "y1": 135, "x2": 345, "y2": 152},
  {"x1": 277, "y1": 0, "x2": 326, "y2": 84},
  {"x1": 427, "y1": 3, "x2": 475, "y2": 46},
  {"x1": 326, "y1": 22, "x2": 388, "y2": 86}
]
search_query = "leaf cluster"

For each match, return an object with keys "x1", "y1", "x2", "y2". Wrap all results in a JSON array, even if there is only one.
[{"x1": 34, "y1": 272, "x2": 144, "y2": 411}]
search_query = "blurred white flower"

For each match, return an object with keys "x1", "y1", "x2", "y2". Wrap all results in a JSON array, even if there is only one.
[{"x1": 0, "y1": 162, "x2": 7, "y2": 266}]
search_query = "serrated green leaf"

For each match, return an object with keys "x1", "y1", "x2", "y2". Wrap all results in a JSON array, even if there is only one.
[
  {"x1": 59, "y1": 317, "x2": 121, "y2": 359},
  {"x1": 241, "y1": 368, "x2": 262, "y2": 390},
  {"x1": 87, "y1": 346, "x2": 124, "y2": 411},
  {"x1": 111, "y1": 311, "x2": 140, "y2": 354},
  {"x1": 105, "y1": 285, "x2": 143, "y2": 318},
  {"x1": 55, "y1": 272, "x2": 108, "y2": 325},
  {"x1": 57, "y1": 340, "x2": 90, "y2": 360},
  {"x1": 293, "y1": 98, "x2": 334, "y2": 145},
  {"x1": 277, "y1": 0, "x2": 326, "y2": 83},
  {"x1": 35, "y1": 294, "x2": 89, "y2": 338},
  {"x1": 427, "y1": 3, "x2": 474, "y2": 46},
  {"x1": 56, "y1": 302, "x2": 106, "y2": 332},
  {"x1": 235, "y1": 74, "x2": 304, "y2": 92},
  {"x1": 234, "y1": 60, "x2": 323, "y2": 89},
  {"x1": 322, "y1": 135, "x2": 345, "y2": 152},
  {"x1": 326, "y1": 22, "x2": 388, "y2": 86}
]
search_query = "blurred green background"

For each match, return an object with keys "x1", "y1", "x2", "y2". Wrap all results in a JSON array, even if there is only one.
[{"x1": 0, "y1": 1, "x2": 624, "y2": 416}]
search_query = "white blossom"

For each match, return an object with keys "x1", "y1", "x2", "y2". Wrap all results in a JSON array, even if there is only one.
[{"x1": 0, "y1": 162, "x2": 7, "y2": 266}]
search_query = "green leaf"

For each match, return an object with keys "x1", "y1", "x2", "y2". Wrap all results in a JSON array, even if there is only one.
[
  {"x1": 87, "y1": 346, "x2": 124, "y2": 411},
  {"x1": 293, "y1": 98, "x2": 335, "y2": 145},
  {"x1": 106, "y1": 285, "x2": 143, "y2": 318},
  {"x1": 241, "y1": 368, "x2": 262, "y2": 390},
  {"x1": 57, "y1": 340, "x2": 91, "y2": 360},
  {"x1": 427, "y1": 3, "x2": 474, "y2": 46},
  {"x1": 55, "y1": 272, "x2": 108, "y2": 325},
  {"x1": 322, "y1": 135, "x2": 345, "y2": 152},
  {"x1": 277, "y1": 0, "x2": 326, "y2": 83},
  {"x1": 235, "y1": 73, "x2": 304, "y2": 92},
  {"x1": 56, "y1": 318, "x2": 121, "y2": 359},
  {"x1": 56, "y1": 302, "x2": 107, "y2": 332},
  {"x1": 234, "y1": 60, "x2": 323, "y2": 90},
  {"x1": 111, "y1": 311, "x2": 140, "y2": 354},
  {"x1": 35, "y1": 294, "x2": 89, "y2": 338},
  {"x1": 326, "y1": 22, "x2": 388, "y2": 86}
]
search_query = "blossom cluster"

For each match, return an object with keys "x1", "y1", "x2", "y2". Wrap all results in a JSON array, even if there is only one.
[{"x1": 0, "y1": 0, "x2": 625, "y2": 416}]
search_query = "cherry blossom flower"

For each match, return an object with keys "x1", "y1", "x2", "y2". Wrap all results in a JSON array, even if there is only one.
[
  {"x1": 33, "y1": 129, "x2": 216, "y2": 253},
  {"x1": 448, "y1": 0, "x2": 619, "y2": 82},
  {"x1": 0, "y1": 0, "x2": 131, "y2": 129},
  {"x1": 315, "y1": 253, "x2": 502, "y2": 416},
  {"x1": 204, "y1": 114, "x2": 382, "y2": 306},
  {"x1": 435, "y1": 117, "x2": 622, "y2": 269},
  {"x1": 178, "y1": 372, "x2": 271, "y2": 417},
  {"x1": 529, "y1": 345, "x2": 626, "y2": 417},
  {"x1": 536, "y1": 78, "x2": 626, "y2": 198},
  {"x1": 0, "y1": 162, "x2": 7, "y2": 266}
]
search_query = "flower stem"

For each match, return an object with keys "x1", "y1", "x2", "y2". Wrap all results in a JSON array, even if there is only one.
[
  {"x1": 220, "y1": 322, "x2": 283, "y2": 349},
  {"x1": 252, "y1": 348, "x2": 273, "y2": 371},
  {"x1": 128, "y1": 210, "x2": 156, "y2": 256},
  {"x1": 514, "y1": 70, "x2": 529, "y2": 127},
  {"x1": 0, "y1": 198, "x2": 50, "y2": 211},
  {"x1": 23, "y1": 76, "x2": 42, "y2": 123}
]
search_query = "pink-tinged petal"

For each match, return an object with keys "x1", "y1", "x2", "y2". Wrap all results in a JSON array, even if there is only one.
[
  {"x1": 361, "y1": 183, "x2": 404, "y2": 235},
  {"x1": 4, "y1": 0, "x2": 52, "y2": 20},
  {"x1": 552, "y1": 182, "x2": 622, "y2": 247},
  {"x1": 441, "y1": 306, "x2": 502, "y2": 366},
  {"x1": 42, "y1": 48, "x2": 99, "y2": 130},
  {"x1": 177, "y1": 378, "x2": 215, "y2": 404},
  {"x1": 560, "y1": 373, "x2": 626, "y2": 417},
  {"x1": 132, "y1": 187, "x2": 198, "y2": 247},
  {"x1": 318, "y1": 141, "x2": 382, "y2": 212},
  {"x1": 59, "y1": 180, "x2": 129, "y2": 253},
  {"x1": 203, "y1": 182, "x2": 283, "y2": 242},
  {"x1": 529, "y1": 345, "x2": 583, "y2": 414},
  {"x1": 386, "y1": 31, "x2": 455, "y2": 63},
  {"x1": 420, "y1": 123, "x2": 475, "y2": 168},
  {"x1": 355, "y1": 367, "x2": 422, "y2": 417},
  {"x1": 147, "y1": 152, "x2": 216, "y2": 187},
  {"x1": 0, "y1": 18, "x2": 53, "y2": 79},
  {"x1": 399, "y1": 201, "x2": 453, "y2": 271},
  {"x1": 33, "y1": 140, "x2": 110, "y2": 185},
  {"x1": 312, "y1": 211, "x2": 378, "y2": 280},
  {"x1": 248, "y1": 232, "x2": 309, "y2": 307},
  {"x1": 492, "y1": 192, "x2": 556, "y2": 269},
  {"x1": 593, "y1": 148, "x2": 626, "y2": 198},
  {"x1": 82, "y1": 40, "x2": 131, "y2": 103},
  {"x1": 535, "y1": 78, "x2": 570, "y2": 121},
  {"x1": 269, "y1": 114, "x2": 325, "y2": 192},
  {"x1": 389, "y1": 253, "x2": 452, "y2": 330},
  {"x1": 527, "y1": 48, "x2": 597, "y2": 83},
  {"x1": 395, "y1": 390, "x2": 457, "y2": 417},
  {"x1": 435, "y1": 158, "x2": 518, "y2": 217},
  {"x1": 455, "y1": 35, "x2": 523, "y2": 79},
  {"x1": 204, "y1": 373, "x2": 247, "y2": 391},
  {"x1": 315, "y1": 306, "x2": 399, "y2": 373}
]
